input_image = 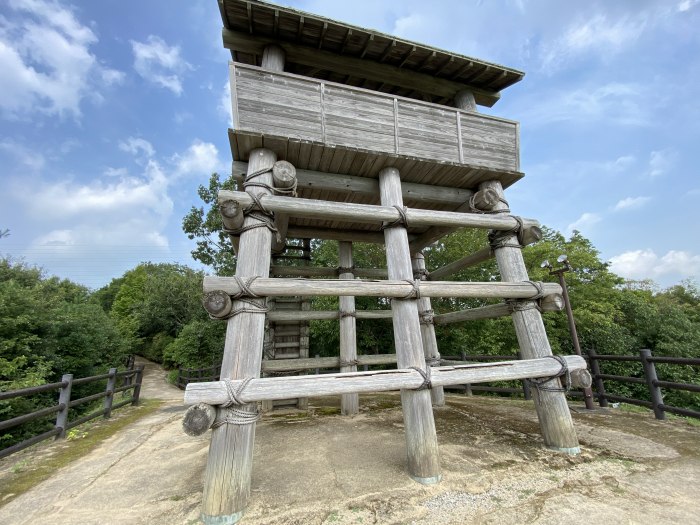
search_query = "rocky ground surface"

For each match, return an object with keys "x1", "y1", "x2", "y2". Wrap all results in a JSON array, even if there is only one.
[{"x1": 1, "y1": 359, "x2": 698, "y2": 525}]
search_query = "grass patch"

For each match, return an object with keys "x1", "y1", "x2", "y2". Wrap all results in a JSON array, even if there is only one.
[{"x1": 0, "y1": 398, "x2": 163, "y2": 508}]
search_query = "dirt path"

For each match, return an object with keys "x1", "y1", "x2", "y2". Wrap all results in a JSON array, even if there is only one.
[{"x1": 1, "y1": 363, "x2": 699, "y2": 525}]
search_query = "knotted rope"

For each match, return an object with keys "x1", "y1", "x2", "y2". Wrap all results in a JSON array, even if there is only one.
[
  {"x1": 525, "y1": 355, "x2": 572, "y2": 402},
  {"x1": 211, "y1": 377, "x2": 261, "y2": 427},
  {"x1": 243, "y1": 166, "x2": 298, "y2": 197},
  {"x1": 468, "y1": 194, "x2": 511, "y2": 214},
  {"x1": 488, "y1": 215, "x2": 525, "y2": 250},
  {"x1": 226, "y1": 276, "x2": 269, "y2": 318},
  {"x1": 395, "y1": 279, "x2": 421, "y2": 300},
  {"x1": 419, "y1": 309, "x2": 435, "y2": 325},
  {"x1": 409, "y1": 366, "x2": 432, "y2": 390},
  {"x1": 381, "y1": 205, "x2": 409, "y2": 230}
]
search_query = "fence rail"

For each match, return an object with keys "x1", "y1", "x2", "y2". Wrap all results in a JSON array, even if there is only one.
[{"x1": 0, "y1": 364, "x2": 144, "y2": 460}]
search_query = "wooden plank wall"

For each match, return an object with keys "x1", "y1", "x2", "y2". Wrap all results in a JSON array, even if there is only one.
[{"x1": 231, "y1": 64, "x2": 519, "y2": 173}]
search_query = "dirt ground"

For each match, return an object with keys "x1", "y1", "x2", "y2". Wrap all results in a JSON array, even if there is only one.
[{"x1": 1, "y1": 360, "x2": 699, "y2": 525}]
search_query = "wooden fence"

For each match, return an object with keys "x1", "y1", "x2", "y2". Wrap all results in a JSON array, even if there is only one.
[
  {"x1": 587, "y1": 348, "x2": 700, "y2": 420},
  {"x1": 0, "y1": 365, "x2": 144, "y2": 460}
]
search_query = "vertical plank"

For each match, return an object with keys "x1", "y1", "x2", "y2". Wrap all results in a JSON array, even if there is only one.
[
  {"x1": 103, "y1": 368, "x2": 117, "y2": 418},
  {"x1": 55, "y1": 374, "x2": 73, "y2": 439},
  {"x1": 640, "y1": 349, "x2": 665, "y2": 420},
  {"x1": 201, "y1": 148, "x2": 277, "y2": 524},
  {"x1": 339, "y1": 241, "x2": 359, "y2": 415},
  {"x1": 480, "y1": 179, "x2": 580, "y2": 454},
  {"x1": 411, "y1": 252, "x2": 445, "y2": 407},
  {"x1": 379, "y1": 167, "x2": 441, "y2": 484}
]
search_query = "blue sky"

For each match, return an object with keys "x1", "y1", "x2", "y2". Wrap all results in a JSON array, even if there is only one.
[{"x1": 1, "y1": 0, "x2": 698, "y2": 290}]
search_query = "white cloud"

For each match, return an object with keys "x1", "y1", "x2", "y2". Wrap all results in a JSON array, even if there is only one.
[
  {"x1": 613, "y1": 196, "x2": 651, "y2": 211},
  {"x1": 648, "y1": 148, "x2": 679, "y2": 177},
  {"x1": 103, "y1": 167, "x2": 128, "y2": 177},
  {"x1": 566, "y1": 212, "x2": 601, "y2": 234},
  {"x1": 541, "y1": 13, "x2": 648, "y2": 70},
  {"x1": 130, "y1": 35, "x2": 191, "y2": 95},
  {"x1": 0, "y1": 139, "x2": 45, "y2": 172},
  {"x1": 678, "y1": 0, "x2": 700, "y2": 12},
  {"x1": 171, "y1": 140, "x2": 223, "y2": 178},
  {"x1": 119, "y1": 137, "x2": 155, "y2": 159},
  {"x1": 609, "y1": 249, "x2": 700, "y2": 280},
  {"x1": 0, "y1": 0, "x2": 123, "y2": 118},
  {"x1": 517, "y1": 83, "x2": 650, "y2": 127},
  {"x1": 218, "y1": 80, "x2": 233, "y2": 127}
]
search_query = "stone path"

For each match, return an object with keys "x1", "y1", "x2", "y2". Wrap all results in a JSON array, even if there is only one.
[{"x1": 1, "y1": 360, "x2": 699, "y2": 525}]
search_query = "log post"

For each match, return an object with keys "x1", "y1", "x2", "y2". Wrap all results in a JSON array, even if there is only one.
[
  {"x1": 411, "y1": 252, "x2": 444, "y2": 407},
  {"x1": 55, "y1": 373, "x2": 73, "y2": 439},
  {"x1": 103, "y1": 368, "x2": 117, "y2": 418},
  {"x1": 200, "y1": 147, "x2": 277, "y2": 525},
  {"x1": 132, "y1": 365, "x2": 144, "y2": 405},
  {"x1": 640, "y1": 349, "x2": 665, "y2": 420},
  {"x1": 480, "y1": 180, "x2": 580, "y2": 454},
  {"x1": 454, "y1": 89, "x2": 476, "y2": 111},
  {"x1": 339, "y1": 241, "x2": 359, "y2": 415},
  {"x1": 588, "y1": 348, "x2": 608, "y2": 407},
  {"x1": 379, "y1": 166, "x2": 441, "y2": 484}
]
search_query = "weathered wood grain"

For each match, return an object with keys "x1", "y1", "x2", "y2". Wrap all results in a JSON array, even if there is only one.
[
  {"x1": 185, "y1": 356, "x2": 588, "y2": 404},
  {"x1": 338, "y1": 241, "x2": 359, "y2": 415},
  {"x1": 433, "y1": 294, "x2": 564, "y2": 325},
  {"x1": 379, "y1": 167, "x2": 441, "y2": 484},
  {"x1": 269, "y1": 265, "x2": 387, "y2": 279},
  {"x1": 203, "y1": 276, "x2": 561, "y2": 299},
  {"x1": 229, "y1": 63, "x2": 518, "y2": 171},
  {"x1": 217, "y1": 189, "x2": 539, "y2": 231},
  {"x1": 481, "y1": 179, "x2": 580, "y2": 454},
  {"x1": 412, "y1": 252, "x2": 444, "y2": 406},
  {"x1": 266, "y1": 309, "x2": 393, "y2": 322},
  {"x1": 262, "y1": 353, "x2": 398, "y2": 372},
  {"x1": 200, "y1": 147, "x2": 277, "y2": 524}
]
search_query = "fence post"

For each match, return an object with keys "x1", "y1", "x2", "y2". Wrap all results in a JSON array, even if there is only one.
[
  {"x1": 588, "y1": 348, "x2": 608, "y2": 407},
  {"x1": 104, "y1": 368, "x2": 117, "y2": 418},
  {"x1": 132, "y1": 365, "x2": 144, "y2": 405},
  {"x1": 460, "y1": 351, "x2": 473, "y2": 395},
  {"x1": 55, "y1": 374, "x2": 73, "y2": 439},
  {"x1": 640, "y1": 349, "x2": 665, "y2": 420},
  {"x1": 517, "y1": 352, "x2": 532, "y2": 400},
  {"x1": 315, "y1": 354, "x2": 320, "y2": 375}
]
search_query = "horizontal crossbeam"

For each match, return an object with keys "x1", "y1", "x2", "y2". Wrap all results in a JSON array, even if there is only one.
[{"x1": 184, "y1": 355, "x2": 586, "y2": 404}]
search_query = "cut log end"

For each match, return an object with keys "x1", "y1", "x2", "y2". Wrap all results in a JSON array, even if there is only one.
[
  {"x1": 202, "y1": 290, "x2": 232, "y2": 318},
  {"x1": 220, "y1": 199, "x2": 244, "y2": 231},
  {"x1": 272, "y1": 160, "x2": 297, "y2": 189},
  {"x1": 182, "y1": 403, "x2": 217, "y2": 436},
  {"x1": 471, "y1": 188, "x2": 499, "y2": 211},
  {"x1": 521, "y1": 225, "x2": 542, "y2": 246},
  {"x1": 570, "y1": 369, "x2": 593, "y2": 389}
]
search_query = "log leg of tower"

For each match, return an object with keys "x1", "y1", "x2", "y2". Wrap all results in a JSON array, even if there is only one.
[
  {"x1": 379, "y1": 167, "x2": 441, "y2": 483},
  {"x1": 411, "y1": 252, "x2": 445, "y2": 407},
  {"x1": 200, "y1": 148, "x2": 277, "y2": 524},
  {"x1": 480, "y1": 180, "x2": 580, "y2": 454},
  {"x1": 339, "y1": 241, "x2": 359, "y2": 415}
]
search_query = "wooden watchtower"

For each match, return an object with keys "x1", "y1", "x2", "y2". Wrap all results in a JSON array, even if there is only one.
[{"x1": 187, "y1": 1, "x2": 584, "y2": 523}]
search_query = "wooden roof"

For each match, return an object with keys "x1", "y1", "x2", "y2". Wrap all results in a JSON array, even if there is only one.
[{"x1": 218, "y1": 0, "x2": 524, "y2": 108}]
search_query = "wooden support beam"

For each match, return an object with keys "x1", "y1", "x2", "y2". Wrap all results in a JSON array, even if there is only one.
[
  {"x1": 379, "y1": 166, "x2": 440, "y2": 484},
  {"x1": 200, "y1": 147, "x2": 277, "y2": 524},
  {"x1": 286, "y1": 225, "x2": 389, "y2": 244},
  {"x1": 262, "y1": 353, "x2": 398, "y2": 372},
  {"x1": 270, "y1": 160, "x2": 297, "y2": 254},
  {"x1": 231, "y1": 161, "x2": 474, "y2": 206},
  {"x1": 267, "y1": 309, "x2": 393, "y2": 322},
  {"x1": 203, "y1": 276, "x2": 562, "y2": 300},
  {"x1": 482, "y1": 180, "x2": 580, "y2": 454},
  {"x1": 270, "y1": 265, "x2": 387, "y2": 279},
  {"x1": 222, "y1": 30, "x2": 501, "y2": 107},
  {"x1": 433, "y1": 295, "x2": 564, "y2": 325},
  {"x1": 339, "y1": 241, "x2": 359, "y2": 415},
  {"x1": 184, "y1": 356, "x2": 588, "y2": 405},
  {"x1": 217, "y1": 190, "x2": 540, "y2": 232},
  {"x1": 427, "y1": 247, "x2": 493, "y2": 281},
  {"x1": 412, "y1": 252, "x2": 444, "y2": 407}
]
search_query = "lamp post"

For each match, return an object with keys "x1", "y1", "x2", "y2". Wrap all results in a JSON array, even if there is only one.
[{"x1": 541, "y1": 255, "x2": 595, "y2": 410}]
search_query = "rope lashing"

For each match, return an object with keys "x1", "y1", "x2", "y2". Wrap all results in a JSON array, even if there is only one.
[
  {"x1": 222, "y1": 190, "x2": 281, "y2": 243},
  {"x1": 413, "y1": 267, "x2": 429, "y2": 280},
  {"x1": 506, "y1": 300, "x2": 542, "y2": 313},
  {"x1": 468, "y1": 194, "x2": 511, "y2": 214},
  {"x1": 419, "y1": 309, "x2": 435, "y2": 325},
  {"x1": 337, "y1": 265, "x2": 355, "y2": 275},
  {"x1": 339, "y1": 311, "x2": 357, "y2": 319},
  {"x1": 425, "y1": 356, "x2": 441, "y2": 367},
  {"x1": 211, "y1": 377, "x2": 261, "y2": 427},
  {"x1": 243, "y1": 165, "x2": 298, "y2": 197},
  {"x1": 339, "y1": 359, "x2": 359, "y2": 368},
  {"x1": 395, "y1": 279, "x2": 421, "y2": 300},
  {"x1": 225, "y1": 276, "x2": 269, "y2": 318},
  {"x1": 488, "y1": 215, "x2": 525, "y2": 250},
  {"x1": 526, "y1": 280, "x2": 545, "y2": 300},
  {"x1": 381, "y1": 205, "x2": 409, "y2": 230},
  {"x1": 409, "y1": 366, "x2": 432, "y2": 390},
  {"x1": 525, "y1": 355, "x2": 572, "y2": 399}
]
